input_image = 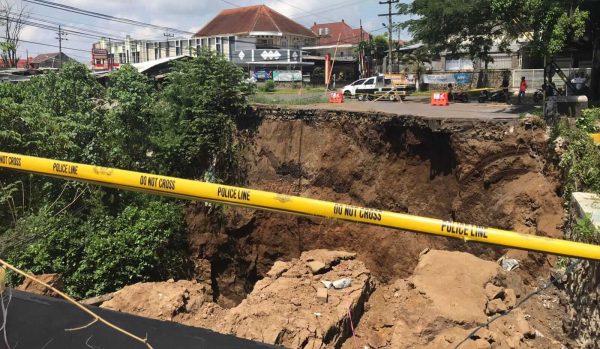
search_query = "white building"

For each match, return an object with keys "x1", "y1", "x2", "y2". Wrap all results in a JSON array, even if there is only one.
[{"x1": 92, "y1": 5, "x2": 317, "y2": 77}]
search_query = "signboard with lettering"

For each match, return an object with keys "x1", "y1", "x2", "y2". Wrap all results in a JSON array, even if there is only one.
[
  {"x1": 423, "y1": 74, "x2": 456, "y2": 84},
  {"x1": 273, "y1": 70, "x2": 302, "y2": 82},
  {"x1": 232, "y1": 49, "x2": 302, "y2": 64},
  {"x1": 92, "y1": 48, "x2": 108, "y2": 60},
  {"x1": 453, "y1": 73, "x2": 472, "y2": 85},
  {"x1": 253, "y1": 69, "x2": 272, "y2": 80}
]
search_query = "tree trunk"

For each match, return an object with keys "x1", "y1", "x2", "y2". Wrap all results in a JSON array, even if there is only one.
[{"x1": 592, "y1": 33, "x2": 600, "y2": 100}]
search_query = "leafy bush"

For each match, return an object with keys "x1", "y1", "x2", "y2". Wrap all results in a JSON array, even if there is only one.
[
  {"x1": 572, "y1": 214, "x2": 599, "y2": 243},
  {"x1": 155, "y1": 50, "x2": 253, "y2": 180},
  {"x1": 0, "y1": 52, "x2": 253, "y2": 297},
  {"x1": 260, "y1": 80, "x2": 276, "y2": 92},
  {"x1": 557, "y1": 124, "x2": 600, "y2": 199},
  {"x1": 575, "y1": 107, "x2": 600, "y2": 133},
  {"x1": 8, "y1": 200, "x2": 188, "y2": 298}
]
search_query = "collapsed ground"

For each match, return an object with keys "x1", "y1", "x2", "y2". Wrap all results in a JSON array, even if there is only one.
[
  {"x1": 59, "y1": 108, "x2": 576, "y2": 348},
  {"x1": 10, "y1": 107, "x2": 572, "y2": 348}
]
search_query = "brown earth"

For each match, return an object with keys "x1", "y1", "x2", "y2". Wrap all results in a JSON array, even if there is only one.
[
  {"x1": 100, "y1": 249, "x2": 573, "y2": 349},
  {"x1": 186, "y1": 108, "x2": 564, "y2": 306}
]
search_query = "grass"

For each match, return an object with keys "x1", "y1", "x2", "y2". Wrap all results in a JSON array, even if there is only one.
[
  {"x1": 249, "y1": 93, "x2": 328, "y2": 105},
  {"x1": 257, "y1": 86, "x2": 326, "y2": 94}
]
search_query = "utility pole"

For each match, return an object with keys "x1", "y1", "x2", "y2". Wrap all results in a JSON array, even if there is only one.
[
  {"x1": 56, "y1": 25, "x2": 67, "y2": 69},
  {"x1": 108, "y1": 37, "x2": 112, "y2": 71},
  {"x1": 164, "y1": 31, "x2": 174, "y2": 57},
  {"x1": 378, "y1": 0, "x2": 399, "y2": 74}
]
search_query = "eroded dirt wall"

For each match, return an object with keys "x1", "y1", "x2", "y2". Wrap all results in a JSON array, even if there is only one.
[{"x1": 186, "y1": 107, "x2": 564, "y2": 306}]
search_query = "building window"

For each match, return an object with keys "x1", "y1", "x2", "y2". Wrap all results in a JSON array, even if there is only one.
[
  {"x1": 229, "y1": 36, "x2": 236, "y2": 54},
  {"x1": 318, "y1": 28, "x2": 330, "y2": 36},
  {"x1": 256, "y1": 38, "x2": 275, "y2": 49},
  {"x1": 132, "y1": 52, "x2": 140, "y2": 63},
  {"x1": 155, "y1": 42, "x2": 161, "y2": 59},
  {"x1": 118, "y1": 52, "x2": 126, "y2": 63}
]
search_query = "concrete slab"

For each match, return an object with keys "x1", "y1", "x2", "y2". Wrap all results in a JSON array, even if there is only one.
[{"x1": 571, "y1": 192, "x2": 600, "y2": 227}]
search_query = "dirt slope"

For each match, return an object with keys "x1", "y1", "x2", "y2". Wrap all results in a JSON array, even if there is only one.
[{"x1": 186, "y1": 109, "x2": 564, "y2": 305}]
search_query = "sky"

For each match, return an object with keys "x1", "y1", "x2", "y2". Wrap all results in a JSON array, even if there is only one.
[{"x1": 11, "y1": 0, "x2": 412, "y2": 63}]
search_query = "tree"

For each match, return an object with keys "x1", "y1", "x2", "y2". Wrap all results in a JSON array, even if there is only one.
[
  {"x1": 399, "y1": 0, "x2": 509, "y2": 70},
  {"x1": 490, "y1": 0, "x2": 589, "y2": 57},
  {"x1": 0, "y1": 0, "x2": 28, "y2": 68},
  {"x1": 581, "y1": 0, "x2": 600, "y2": 99},
  {"x1": 399, "y1": 45, "x2": 433, "y2": 91},
  {"x1": 156, "y1": 50, "x2": 254, "y2": 180}
]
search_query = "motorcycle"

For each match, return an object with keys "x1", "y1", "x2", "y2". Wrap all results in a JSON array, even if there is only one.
[{"x1": 478, "y1": 89, "x2": 507, "y2": 103}]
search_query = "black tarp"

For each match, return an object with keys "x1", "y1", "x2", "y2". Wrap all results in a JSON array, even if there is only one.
[{"x1": 0, "y1": 289, "x2": 276, "y2": 349}]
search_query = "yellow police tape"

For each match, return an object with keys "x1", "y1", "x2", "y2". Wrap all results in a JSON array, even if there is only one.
[{"x1": 1, "y1": 151, "x2": 600, "y2": 260}]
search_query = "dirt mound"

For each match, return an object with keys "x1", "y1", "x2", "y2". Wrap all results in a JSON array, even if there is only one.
[
  {"x1": 101, "y1": 279, "x2": 224, "y2": 329},
  {"x1": 17, "y1": 273, "x2": 63, "y2": 297},
  {"x1": 341, "y1": 249, "x2": 569, "y2": 349},
  {"x1": 214, "y1": 249, "x2": 373, "y2": 348},
  {"x1": 187, "y1": 110, "x2": 564, "y2": 305}
]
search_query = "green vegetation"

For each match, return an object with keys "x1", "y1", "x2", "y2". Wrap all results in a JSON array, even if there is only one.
[
  {"x1": 572, "y1": 214, "x2": 600, "y2": 243},
  {"x1": 260, "y1": 80, "x2": 276, "y2": 93},
  {"x1": 0, "y1": 50, "x2": 252, "y2": 297},
  {"x1": 575, "y1": 107, "x2": 600, "y2": 133},
  {"x1": 556, "y1": 122, "x2": 600, "y2": 200},
  {"x1": 401, "y1": 0, "x2": 588, "y2": 61}
]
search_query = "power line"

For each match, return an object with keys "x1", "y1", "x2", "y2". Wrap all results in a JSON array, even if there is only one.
[
  {"x1": 23, "y1": 0, "x2": 194, "y2": 35},
  {"x1": 219, "y1": 0, "x2": 240, "y2": 7},
  {"x1": 291, "y1": 0, "x2": 366, "y2": 21},
  {"x1": 273, "y1": 0, "x2": 338, "y2": 24},
  {"x1": 0, "y1": 36, "x2": 90, "y2": 53}
]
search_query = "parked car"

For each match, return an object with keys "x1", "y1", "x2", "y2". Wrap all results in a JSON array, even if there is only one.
[{"x1": 341, "y1": 78, "x2": 367, "y2": 98}]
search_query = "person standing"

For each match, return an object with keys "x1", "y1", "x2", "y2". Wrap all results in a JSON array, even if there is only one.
[
  {"x1": 501, "y1": 73, "x2": 510, "y2": 104},
  {"x1": 518, "y1": 76, "x2": 527, "y2": 104}
]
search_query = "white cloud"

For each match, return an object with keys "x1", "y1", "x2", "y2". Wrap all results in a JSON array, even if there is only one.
[{"x1": 17, "y1": 0, "x2": 386, "y2": 63}]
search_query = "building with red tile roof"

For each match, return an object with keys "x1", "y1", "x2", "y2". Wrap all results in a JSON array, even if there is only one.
[
  {"x1": 93, "y1": 5, "x2": 316, "y2": 80},
  {"x1": 310, "y1": 20, "x2": 369, "y2": 47},
  {"x1": 194, "y1": 5, "x2": 316, "y2": 39}
]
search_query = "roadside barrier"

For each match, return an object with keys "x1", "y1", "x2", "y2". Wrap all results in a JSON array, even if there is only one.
[
  {"x1": 328, "y1": 92, "x2": 344, "y2": 103},
  {"x1": 1, "y1": 151, "x2": 600, "y2": 261},
  {"x1": 431, "y1": 92, "x2": 449, "y2": 106}
]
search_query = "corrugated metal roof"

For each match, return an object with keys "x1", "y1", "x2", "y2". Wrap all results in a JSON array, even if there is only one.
[
  {"x1": 194, "y1": 5, "x2": 316, "y2": 38},
  {"x1": 131, "y1": 55, "x2": 190, "y2": 73}
]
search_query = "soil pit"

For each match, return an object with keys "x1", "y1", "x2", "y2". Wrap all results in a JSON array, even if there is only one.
[{"x1": 186, "y1": 108, "x2": 564, "y2": 307}]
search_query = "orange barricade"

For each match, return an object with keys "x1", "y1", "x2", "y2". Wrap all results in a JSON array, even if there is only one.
[
  {"x1": 431, "y1": 92, "x2": 449, "y2": 106},
  {"x1": 328, "y1": 92, "x2": 344, "y2": 103}
]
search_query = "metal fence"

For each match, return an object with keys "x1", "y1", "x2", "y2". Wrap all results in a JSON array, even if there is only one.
[{"x1": 512, "y1": 68, "x2": 592, "y2": 89}]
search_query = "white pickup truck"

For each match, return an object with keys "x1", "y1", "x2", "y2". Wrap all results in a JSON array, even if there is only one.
[
  {"x1": 341, "y1": 78, "x2": 367, "y2": 98},
  {"x1": 355, "y1": 75, "x2": 415, "y2": 102}
]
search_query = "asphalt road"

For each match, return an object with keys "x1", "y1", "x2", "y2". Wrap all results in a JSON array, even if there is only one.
[{"x1": 294, "y1": 95, "x2": 535, "y2": 120}]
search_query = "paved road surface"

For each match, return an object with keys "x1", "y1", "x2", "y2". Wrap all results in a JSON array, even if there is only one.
[{"x1": 291, "y1": 95, "x2": 535, "y2": 120}]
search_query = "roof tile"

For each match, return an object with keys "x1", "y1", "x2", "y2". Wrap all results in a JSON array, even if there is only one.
[{"x1": 194, "y1": 5, "x2": 316, "y2": 38}]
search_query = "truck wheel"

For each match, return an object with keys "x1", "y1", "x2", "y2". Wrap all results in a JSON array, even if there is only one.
[
  {"x1": 357, "y1": 94, "x2": 364, "y2": 101},
  {"x1": 400, "y1": 96, "x2": 406, "y2": 101},
  {"x1": 389, "y1": 94, "x2": 397, "y2": 102}
]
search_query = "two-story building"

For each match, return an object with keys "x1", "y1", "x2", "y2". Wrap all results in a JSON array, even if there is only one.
[
  {"x1": 92, "y1": 5, "x2": 317, "y2": 81},
  {"x1": 303, "y1": 20, "x2": 370, "y2": 83}
]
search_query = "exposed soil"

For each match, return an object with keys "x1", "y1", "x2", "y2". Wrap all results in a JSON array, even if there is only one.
[
  {"x1": 186, "y1": 108, "x2": 564, "y2": 307},
  {"x1": 101, "y1": 249, "x2": 574, "y2": 349}
]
